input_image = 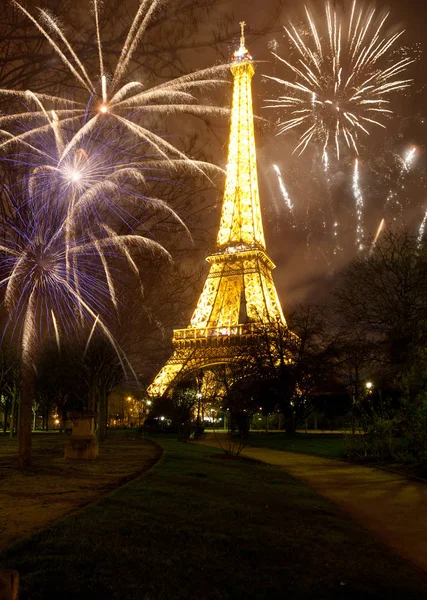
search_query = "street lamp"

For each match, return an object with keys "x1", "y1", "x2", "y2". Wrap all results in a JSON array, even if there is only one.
[{"x1": 366, "y1": 381, "x2": 373, "y2": 390}]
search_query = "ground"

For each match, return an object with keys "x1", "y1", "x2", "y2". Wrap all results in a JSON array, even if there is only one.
[
  {"x1": 1, "y1": 433, "x2": 427, "y2": 599},
  {"x1": 0, "y1": 431, "x2": 160, "y2": 551},
  {"x1": 244, "y1": 431, "x2": 346, "y2": 457},
  {"x1": 197, "y1": 432, "x2": 427, "y2": 573}
]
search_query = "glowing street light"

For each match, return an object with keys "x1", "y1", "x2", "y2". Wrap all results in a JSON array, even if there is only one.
[{"x1": 366, "y1": 381, "x2": 373, "y2": 390}]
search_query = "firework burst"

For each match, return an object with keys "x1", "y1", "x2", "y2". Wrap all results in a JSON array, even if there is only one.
[
  {"x1": 0, "y1": 0, "x2": 230, "y2": 169},
  {"x1": 265, "y1": 1, "x2": 414, "y2": 157},
  {"x1": 0, "y1": 175, "x2": 173, "y2": 369},
  {"x1": 370, "y1": 217, "x2": 385, "y2": 254}
]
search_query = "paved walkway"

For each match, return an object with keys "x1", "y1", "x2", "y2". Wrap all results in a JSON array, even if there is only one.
[{"x1": 196, "y1": 434, "x2": 427, "y2": 573}]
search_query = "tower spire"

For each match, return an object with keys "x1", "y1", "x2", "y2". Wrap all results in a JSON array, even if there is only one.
[{"x1": 217, "y1": 23, "x2": 265, "y2": 250}]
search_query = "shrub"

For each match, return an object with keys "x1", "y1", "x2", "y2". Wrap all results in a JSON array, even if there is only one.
[
  {"x1": 400, "y1": 403, "x2": 427, "y2": 461},
  {"x1": 344, "y1": 398, "x2": 396, "y2": 461}
]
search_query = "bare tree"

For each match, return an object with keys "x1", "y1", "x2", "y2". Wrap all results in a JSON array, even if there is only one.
[
  {"x1": 0, "y1": 349, "x2": 20, "y2": 434},
  {"x1": 239, "y1": 306, "x2": 339, "y2": 433},
  {"x1": 334, "y1": 229, "x2": 427, "y2": 403}
]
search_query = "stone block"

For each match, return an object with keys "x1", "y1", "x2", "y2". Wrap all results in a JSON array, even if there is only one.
[{"x1": 65, "y1": 435, "x2": 99, "y2": 460}]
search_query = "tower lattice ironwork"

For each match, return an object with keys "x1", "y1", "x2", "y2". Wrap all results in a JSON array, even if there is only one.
[{"x1": 149, "y1": 25, "x2": 286, "y2": 396}]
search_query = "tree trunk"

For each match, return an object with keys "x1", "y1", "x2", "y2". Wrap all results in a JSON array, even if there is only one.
[
  {"x1": 352, "y1": 365, "x2": 359, "y2": 435},
  {"x1": 17, "y1": 395, "x2": 21, "y2": 435},
  {"x1": 2, "y1": 406, "x2": 7, "y2": 433},
  {"x1": 98, "y1": 391, "x2": 107, "y2": 442},
  {"x1": 9, "y1": 395, "x2": 16, "y2": 438},
  {"x1": 105, "y1": 392, "x2": 109, "y2": 439},
  {"x1": 88, "y1": 380, "x2": 96, "y2": 412},
  {"x1": 284, "y1": 410, "x2": 296, "y2": 434},
  {"x1": 18, "y1": 365, "x2": 34, "y2": 468}
]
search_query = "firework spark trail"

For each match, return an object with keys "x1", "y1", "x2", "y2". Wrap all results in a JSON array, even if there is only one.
[
  {"x1": 265, "y1": 1, "x2": 415, "y2": 157},
  {"x1": 273, "y1": 164, "x2": 294, "y2": 213},
  {"x1": 51, "y1": 310, "x2": 60, "y2": 352},
  {"x1": 320, "y1": 148, "x2": 340, "y2": 256},
  {"x1": 370, "y1": 218, "x2": 385, "y2": 254},
  {"x1": 353, "y1": 159, "x2": 364, "y2": 249},
  {"x1": 323, "y1": 150, "x2": 329, "y2": 175},
  {"x1": 84, "y1": 315, "x2": 100, "y2": 357},
  {"x1": 418, "y1": 210, "x2": 427, "y2": 247},
  {"x1": 2, "y1": 1, "x2": 231, "y2": 168},
  {"x1": 383, "y1": 146, "x2": 417, "y2": 215}
]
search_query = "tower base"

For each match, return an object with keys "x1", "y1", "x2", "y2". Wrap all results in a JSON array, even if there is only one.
[{"x1": 149, "y1": 324, "x2": 257, "y2": 397}]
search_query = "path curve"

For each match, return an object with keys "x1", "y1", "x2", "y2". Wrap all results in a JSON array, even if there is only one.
[{"x1": 196, "y1": 434, "x2": 427, "y2": 573}]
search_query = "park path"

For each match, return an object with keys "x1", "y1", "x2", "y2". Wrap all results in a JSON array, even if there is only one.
[{"x1": 195, "y1": 434, "x2": 427, "y2": 573}]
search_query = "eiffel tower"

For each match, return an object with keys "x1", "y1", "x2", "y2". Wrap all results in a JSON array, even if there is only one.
[{"x1": 149, "y1": 23, "x2": 286, "y2": 397}]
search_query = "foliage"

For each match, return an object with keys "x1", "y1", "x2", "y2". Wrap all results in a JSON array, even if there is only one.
[
  {"x1": 344, "y1": 418, "x2": 396, "y2": 461},
  {"x1": 335, "y1": 229, "x2": 427, "y2": 404},
  {"x1": 149, "y1": 377, "x2": 205, "y2": 440},
  {"x1": 343, "y1": 391, "x2": 397, "y2": 461},
  {"x1": 236, "y1": 306, "x2": 341, "y2": 433},
  {"x1": 400, "y1": 402, "x2": 427, "y2": 462}
]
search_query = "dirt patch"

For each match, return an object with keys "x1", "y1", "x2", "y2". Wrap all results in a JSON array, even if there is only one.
[{"x1": 0, "y1": 432, "x2": 161, "y2": 551}]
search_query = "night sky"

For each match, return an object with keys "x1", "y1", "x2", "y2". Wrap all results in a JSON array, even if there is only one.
[
  {"x1": 3, "y1": 0, "x2": 427, "y2": 311},
  {"x1": 202, "y1": 0, "x2": 427, "y2": 308}
]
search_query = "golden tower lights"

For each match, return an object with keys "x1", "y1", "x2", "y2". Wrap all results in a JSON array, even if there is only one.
[{"x1": 149, "y1": 24, "x2": 286, "y2": 397}]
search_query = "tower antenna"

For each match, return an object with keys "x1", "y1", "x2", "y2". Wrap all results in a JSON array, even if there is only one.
[{"x1": 239, "y1": 20, "x2": 246, "y2": 49}]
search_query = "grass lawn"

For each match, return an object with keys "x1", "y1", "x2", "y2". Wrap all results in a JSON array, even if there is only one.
[
  {"x1": 0, "y1": 430, "x2": 161, "y2": 551},
  {"x1": 1, "y1": 437, "x2": 426, "y2": 599},
  {"x1": 244, "y1": 432, "x2": 346, "y2": 458}
]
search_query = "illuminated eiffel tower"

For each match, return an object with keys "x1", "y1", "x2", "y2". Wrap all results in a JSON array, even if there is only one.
[{"x1": 149, "y1": 23, "x2": 286, "y2": 397}]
